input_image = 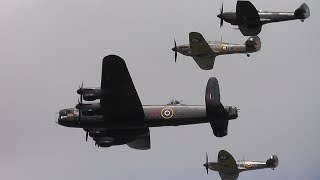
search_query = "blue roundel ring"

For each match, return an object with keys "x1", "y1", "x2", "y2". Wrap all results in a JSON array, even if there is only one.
[{"x1": 219, "y1": 155, "x2": 228, "y2": 160}]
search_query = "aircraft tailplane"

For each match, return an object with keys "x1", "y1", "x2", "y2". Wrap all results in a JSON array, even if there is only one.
[
  {"x1": 266, "y1": 155, "x2": 279, "y2": 169},
  {"x1": 294, "y1": 3, "x2": 310, "y2": 21},
  {"x1": 245, "y1": 36, "x2": 261, "y2": 52}
]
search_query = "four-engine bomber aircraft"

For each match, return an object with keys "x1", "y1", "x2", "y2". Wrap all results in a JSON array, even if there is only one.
[
  {"x1": 217, "y1": 1, "x2": 310, "y2": 36},
  {"x1": 58, "y1": 55, "x2": 239, "y2": 150},
  {"x1": 172, "y1": 32, "x2": 261, "y2": 70},
  {"x1": 204, "y1": 150, "x2": 279, "y2": 180}
]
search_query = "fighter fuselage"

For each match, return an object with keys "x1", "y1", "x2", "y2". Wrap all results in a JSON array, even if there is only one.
[
  {"x1": 175, "y1": 41, "x2": 256, "y2": 58},
  {"x1": 220, "y1": 11, "x2": 302, "y2": 26}
]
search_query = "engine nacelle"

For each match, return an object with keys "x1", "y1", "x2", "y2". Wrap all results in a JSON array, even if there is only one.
[
  {"x1": 76, "y1": 103, "x2": 102, "y2": 115},
  {"x1": 95, "y1": 136, "x2": 115, "y2": 147},
  {"x1": 77, "y1": 88, "x2": 102, "y2": 101}
]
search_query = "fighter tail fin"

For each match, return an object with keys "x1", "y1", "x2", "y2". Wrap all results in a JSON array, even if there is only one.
[
  {"x1": 266, "y1": 155, "x2": 279, "y2": 170},
  {"x1": 294, "y1": 3, "x2": 310, "y2": 21},
  {"x1": 245, "y1": 36, "x2": 261, "y2": 52}
]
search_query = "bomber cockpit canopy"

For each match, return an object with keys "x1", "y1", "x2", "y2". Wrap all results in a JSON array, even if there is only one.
[{"x1": 167, "y1": 99, "x2": 183, "y2": 105}]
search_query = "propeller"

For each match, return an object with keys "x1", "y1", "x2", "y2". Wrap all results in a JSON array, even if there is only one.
[
  {"x1": 172, "y1": 39, "x2": 178, "y2": 62},
  {"x1": 219, "y1": 3, "x2": 224, "y2": 27},
  {"x1": 86, "y1": 131, "x2": 88, "y2": 142},
  {"x1": 205, "y1": 152, "x2": 209, "y2": 174},
  {"x1": 77, "y1": 98, "x2": 82, "y2": 123},
  {"x1": 77, "y1": 82, "x2": 84, "y2": 123}
]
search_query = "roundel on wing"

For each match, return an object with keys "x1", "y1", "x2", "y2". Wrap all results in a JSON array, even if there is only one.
[
  {"x1": 161, "y1": 108, "x2": 174, "y2": 119},
  {"x1": 191, "y1": 38, "x2": 199, "y2": 43},
  {"x1": 219, "y1": 155, "x2": 228, "y2": 160}
]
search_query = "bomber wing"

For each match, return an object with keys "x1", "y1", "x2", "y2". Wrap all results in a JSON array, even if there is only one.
[
  {"x1": 100, "y1": 55, "x2": 145, "y2": 127},
  {"x1": 189, "y1": 32, "x2": 216, "y2": 70},
  {"x1": 218, "y1": 150, "x2": 239, "y2": 180},
  {"x1": 127, "y1": 129, "x2": 151, "y2": 150}
]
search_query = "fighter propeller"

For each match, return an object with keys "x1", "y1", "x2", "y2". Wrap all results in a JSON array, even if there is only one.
[
  {"x1": 219, "y1": 4, "x2": 224, "y2": 27},
  {"x1": 172, "y1": 39, "x2": 178, "y2": 62},
  {"x1": 205, "y1": 152, "x2": 209, "y2": 174}
]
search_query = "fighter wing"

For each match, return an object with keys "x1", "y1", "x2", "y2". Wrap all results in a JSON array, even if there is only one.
[
  {"x1": 217, "y1": 150, "x2": 238, "y2": 174},
  {"x1": 236, "y1": 1, "x2": 260, "y2": 24},
  {"x1": 239, "y1": 25, "x2": 262, "y2": 36},
  {"x1": 100, "y1": 55, "x2": 145, "y2": 126},
  {"x1": 189, "y1": 32, "x2": 216, "y2": 70},
  {"x1": 193, "y1": 56, "x2": 215, "y2": 70}
]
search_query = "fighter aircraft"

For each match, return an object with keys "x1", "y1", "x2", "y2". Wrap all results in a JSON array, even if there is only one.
[
  {"x1": 57, "y1": 55, "x2": 239, "y2": 150},
  {"x1": 217, "y1": 1, "x2": 310, "y2": 36},
  {"x1": 172, "y1": 32, "x2": 261, "y2": 70},
  {"x1": 204, "y1": 150, "x2": 279, "y2": 180}
]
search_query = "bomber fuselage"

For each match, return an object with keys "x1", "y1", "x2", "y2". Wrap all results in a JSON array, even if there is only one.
[{"x1": 58, "y1": 103, "x2": 238, "y2": 129}]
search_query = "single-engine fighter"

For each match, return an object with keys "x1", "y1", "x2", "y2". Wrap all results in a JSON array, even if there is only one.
[
  {"x1": 172, "y1": 32, "x2": 261, "y2": 70},
  {"x1": 217, "y1": 1, "x2": 310, "y2": 36},
  {"x1": 204, "y1": 150, "x2": 279, "y2": 180},
  {"x1": 57, "y1": 55, "x2": 239, "y2": 150}
]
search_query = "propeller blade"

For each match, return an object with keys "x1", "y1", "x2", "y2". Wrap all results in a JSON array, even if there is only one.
[
  {"x1": 174, "y1": 39, "x2": 177, "y2": 62},
  {"x1": 86, "y1": 131, "x2": 88, "y2": 142},
  {"x1": 77, "y1": 98, "x2": 82, "y2": 122},
  {"x1": 206, "y1": 152, "x2": 209, "y2": 174},
  {"x1": 220, "y1": 3, "x2": 224, "y2": 27}
]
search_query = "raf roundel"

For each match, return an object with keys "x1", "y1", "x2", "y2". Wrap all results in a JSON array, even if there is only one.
[
  {"x1": 161, "y1": 108, "x2": 174, "y2": 119},
  {"x1": 245, "y1": 162, "x2": 253, "y2": 168},
  {"x1": 221, "y1": 44, "x2": 228, "y2": 52},
  {"x1": 191, "y1": 38, "x2": 199, "y2": 43},
  {"x1": 219, "y1": 155, "x2": 228, "y2": 160}
]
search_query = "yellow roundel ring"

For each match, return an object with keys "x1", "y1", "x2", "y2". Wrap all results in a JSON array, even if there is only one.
[
  {"x1": 161, "y1": 108, "x2": 174, "y2": 119},
  {"x1": 245, "y1": 162, "x2": 253, "y2": 168},
  {"x1": 221, "y1": 44, "x2": 228, "y2": 52}
]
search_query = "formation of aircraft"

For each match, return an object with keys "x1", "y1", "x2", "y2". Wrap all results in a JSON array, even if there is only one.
[
  {"x1": 172, "y1": 32, "x2": 261, "y2": 70},
  {"x1": 56, "y1": 0, "x2": 311, "y2": 178},
  {"x1": 204, "y1": 150, "x2": 279, "y2": 180},
  {"x1": 58, "y1": 55, "x2": 238, "y2": 150},
  {"x1": 217, "y1": 1, "x2": 310, "y2": 36}
]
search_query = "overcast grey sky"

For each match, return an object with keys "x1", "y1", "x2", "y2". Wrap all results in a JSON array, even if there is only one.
[{"x1": 0, "y1": 0, "x2": 319, "y2": 179}]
